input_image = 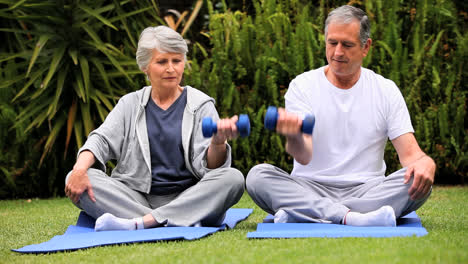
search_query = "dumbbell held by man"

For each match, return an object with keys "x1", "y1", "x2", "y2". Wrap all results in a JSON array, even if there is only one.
[
  {"x1": 264, "y1": 106, "x2": 315, "y2": 134},
  {"x1": 202, "y1": 114, "x2": 251, "y2": 138}
]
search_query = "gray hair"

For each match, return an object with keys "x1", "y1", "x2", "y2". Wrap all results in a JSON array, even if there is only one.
[
  {"x1": 324, "y1": 5, "x2": 370, "y2": 46},
  {"x1": 136, "y1": 26, "x2": 188, "y2": 71}
]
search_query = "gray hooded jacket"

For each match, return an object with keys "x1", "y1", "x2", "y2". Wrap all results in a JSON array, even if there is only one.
[{"x1": 78, "y1": 85, "x2": 232, "y2": 194}]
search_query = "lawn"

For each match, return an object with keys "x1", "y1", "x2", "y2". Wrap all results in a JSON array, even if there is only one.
[{"x1": 1, "y1": 186, "x2": 467, "y2": 263}]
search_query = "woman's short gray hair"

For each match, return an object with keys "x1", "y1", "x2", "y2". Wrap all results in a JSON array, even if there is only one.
[
  {"x1": 136, "y1": 26, "x2": 188, "y2": 71},
  {"x1": 324, "y1": 5, "x2": 371, "y2": 47}
]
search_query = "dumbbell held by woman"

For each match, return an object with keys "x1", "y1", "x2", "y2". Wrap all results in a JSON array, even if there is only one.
[
  {"x1": 202, "y1": 114, "x2": 251, "y2": 138},
  {"x1": 264, "y1": 106, "x2": 315, "y2": 134}
]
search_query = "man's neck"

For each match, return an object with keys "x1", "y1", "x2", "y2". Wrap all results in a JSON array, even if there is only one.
[{"x1": 324, "y1": 66, "x2": 361, "y2": 89}]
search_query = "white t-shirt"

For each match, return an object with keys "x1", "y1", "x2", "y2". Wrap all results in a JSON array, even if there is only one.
[{"x1": 284, "y1": 66, "x2": 414, "y2": 187}]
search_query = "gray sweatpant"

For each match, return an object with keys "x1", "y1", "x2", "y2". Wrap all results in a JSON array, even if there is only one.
[
  {"x1": 66, "y1": 167, "x2": 245, "y2": 227},
  {"x1": 246, "y1": 164, "x2": 430, "y2": 224}
]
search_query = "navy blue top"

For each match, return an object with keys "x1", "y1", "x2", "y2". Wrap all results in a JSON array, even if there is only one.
[{"x1": 145, "y1": 88, "x2": 196, "y2": 195}]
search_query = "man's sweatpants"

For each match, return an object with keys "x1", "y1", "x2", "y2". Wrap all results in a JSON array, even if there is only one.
[
  {"x1": 66, "y1": 167, "x2": 245, "y2": 227},
  {"x1": 246, "y1": 164, "x2": 430, "y2": 224}
]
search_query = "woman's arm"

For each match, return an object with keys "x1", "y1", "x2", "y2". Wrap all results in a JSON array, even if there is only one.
[
  {"x1": 65, "y1": 150, "x2": 97, "y2": 203},
  {"x1": 206, "y1": 115, "x2": 239, "y2": 169}
]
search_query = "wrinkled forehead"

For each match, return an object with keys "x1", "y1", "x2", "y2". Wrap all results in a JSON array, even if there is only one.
[
  {"x1": 150, "y1": 49, "x2": 185, "y2": 60},
  {"x1": 326, "y1": 20, "x2": 361, "y2": 40}
]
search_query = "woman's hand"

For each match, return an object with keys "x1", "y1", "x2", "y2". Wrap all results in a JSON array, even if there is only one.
[
  {"x1": 65, "y1": 168, "x2": 96, "y2": 204},
  {"x1": 206, "y1": 115, "x2": 239, "y2": 169},
  {"x1": 64, "y1": 150, "x2": 96, "y2": 203},
  {"x1": 211, "y1": 115, "x2": 240, "y2": 144}
]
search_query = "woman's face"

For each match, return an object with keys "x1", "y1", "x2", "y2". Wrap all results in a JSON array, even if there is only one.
[{"x1": 145, "y1": 49, "x2": 185, "y2": 90}]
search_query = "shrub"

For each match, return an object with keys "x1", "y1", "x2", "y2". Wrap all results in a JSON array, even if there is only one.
[
  {"x1": 185, "y1": 0, "x2": 467, "y2": 184},
  {"x1": 0, "y1": 0, "x2": 465, "y2": 198}
]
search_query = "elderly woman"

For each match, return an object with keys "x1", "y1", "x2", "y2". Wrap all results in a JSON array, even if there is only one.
[{"x1": 65, "y1": 26, "x2": 245, "y2": 231}]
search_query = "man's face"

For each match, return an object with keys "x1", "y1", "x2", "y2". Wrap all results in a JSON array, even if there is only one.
[{"x1": 325, "y1": 20, "x2": 371, "y2": 78}]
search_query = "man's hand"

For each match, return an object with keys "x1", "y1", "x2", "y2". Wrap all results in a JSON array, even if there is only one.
[
  {"x1": 275, "y1": 108, "x2": 303, "y2": 137},
  {"x1": 392, "y1": 133, "x2": 436, "y2": 201},
  {"x1": 65, "y1": 167, "x2": 96, "y2": 204},
  {"x1": 404, "y1": 155, "x2": 435, "y2": 200},
  {"x1": 275, "y1": 108, "x2": 313, "y2": 165}
]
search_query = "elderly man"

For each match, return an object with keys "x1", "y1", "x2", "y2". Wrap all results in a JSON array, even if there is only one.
[{"x1": 246, "y1": 5, "x2": 435, "y2": 226}]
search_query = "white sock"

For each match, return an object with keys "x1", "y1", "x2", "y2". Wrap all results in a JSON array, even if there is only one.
[
  {"x1": 95, "y1": 213, "x2": 145, "y2": 231},
  {"x1": 274, "y1": 209, "x2": 291, "y2": 223},
  {"x1": 344, "y1": 206, "x2": 396, "y2": 227}
]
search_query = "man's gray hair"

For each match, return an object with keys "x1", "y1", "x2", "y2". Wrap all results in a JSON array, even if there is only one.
[
  {"x1": 324, "y1": 5, "x2": 370, "y2": 46},
  {"x1": 136, "y1": 26, "x2": 188, "y2": 71}
]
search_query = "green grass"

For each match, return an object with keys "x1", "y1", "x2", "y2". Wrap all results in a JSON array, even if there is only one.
[{"x1": 1, "y1": 186, "x2": 467, "y2": 263}]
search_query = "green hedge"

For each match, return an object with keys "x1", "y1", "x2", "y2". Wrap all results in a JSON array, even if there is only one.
[
  {"x1": 185, "y1": 0, "x2": 467, "y2": 184},
  {"x1": 0, "y1": 0, "x2": 466, "y2": 198},
  {"x1": 0, "y1": 0, "x2": 160, "y2": 198}
]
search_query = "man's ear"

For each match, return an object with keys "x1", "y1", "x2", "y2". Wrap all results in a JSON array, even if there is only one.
[{"x1": 362, "y1": 38, "x2": 372, "y2": 57}]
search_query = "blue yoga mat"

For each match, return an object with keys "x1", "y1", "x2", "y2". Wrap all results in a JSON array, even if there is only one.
[
  {"x1": 247, "y1": 211, "x2": 428, "y2": 238},
  {"x1": 13, "y1": 208, "x2": 252, "y2": 254}
]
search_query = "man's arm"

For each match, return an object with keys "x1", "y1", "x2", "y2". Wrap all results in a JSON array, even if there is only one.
[
  {"x1": 391, "y1": 133, "x2": 436, "y2": 200},
  {"x1": 286, "y1": 134, "x2": 313, "y2": 165},
  {"x1": 276, "y1": 108, "x2": 313, "y2": 165}
]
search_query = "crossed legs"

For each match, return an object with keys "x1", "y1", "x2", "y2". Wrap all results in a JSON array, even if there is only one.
[
  {"x1": 246, "y1": 164, "x2": 431, "y2": 226},
  {"x1": 66, "y1": 167, "x2": 245, "y2": 231}
]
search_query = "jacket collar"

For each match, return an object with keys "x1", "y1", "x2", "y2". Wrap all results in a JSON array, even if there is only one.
[{"x1": 138, "y1": 85, "x2": 214, "y2": 112}]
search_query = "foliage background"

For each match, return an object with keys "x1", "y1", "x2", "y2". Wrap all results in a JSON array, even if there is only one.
[{"x1": 0, "y1": 0, "x2": 466, "y2": 198}]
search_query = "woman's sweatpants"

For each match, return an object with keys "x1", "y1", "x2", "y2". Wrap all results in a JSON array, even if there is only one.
[
  {"x1": 246, "y1": 164, "x2": 430, "y2": 224},
  {"x1": 66, "y1": 167, "x2": 245, "y2": 227}
]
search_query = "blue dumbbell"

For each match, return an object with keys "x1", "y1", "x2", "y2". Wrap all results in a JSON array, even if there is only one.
[
  {"x1": 264, "y1": 106, "x2": 315, "y2": 134},
  {"x1": 202, "y1": 114, "x2": 251, "y2": 138}
]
